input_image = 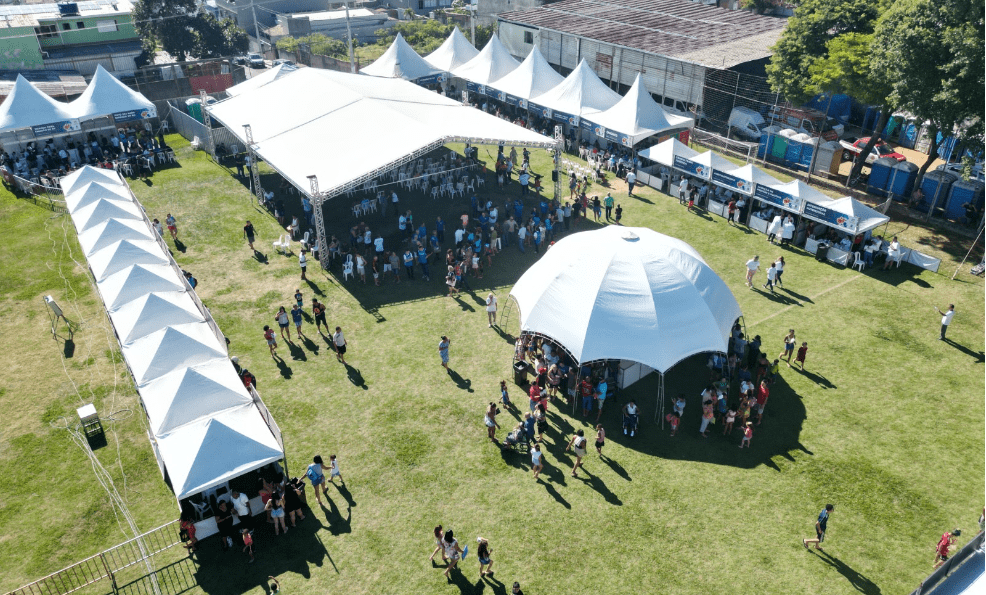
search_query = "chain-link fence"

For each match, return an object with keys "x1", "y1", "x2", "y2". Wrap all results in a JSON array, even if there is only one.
[{"x1": 700, "y1": 68, "x2": 780, "y2": 136}]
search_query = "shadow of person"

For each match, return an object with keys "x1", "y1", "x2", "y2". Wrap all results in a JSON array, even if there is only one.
[
  {"x1": 322, "y1": 496, "x2": 352, "y2": 536},
  {"x1": 274, "y1": 356, "x2": 292, "y2": 379},
  {"x1": 456, "y1": 299, "x2": 476, "y2": 312},
  {"x1": 287, "y1": 341, "x2": 307, "y2": 362},
  {"x1": 492, "y1": 326, "x2": 515, "y2": 345},
  {"x1": 799, "y1": 368, "x2": 836, "y2": 389},
  {"x1": 575, "y1": 468, "x2": 623, "y2": 505},
  {"x1": 302, "y1": 336, "x2": 319, "y2": 355},
  {"x1": 305, "y1": 278, "x2": 325, "y2": 296},
  {"x1": 334, "y1": 482, "x2": 356, "y2": 507},
  {"x1": 752, "y1": 286, "x2": 800, "y2": 305},
  {"x1": 780, "y1": 287, "x2": 814, "y2": 303},
  {"x1": 173, "y1": 238, "x2": 187, "y2": 253},
  {"x1": 482, "y1": 573, "x2": 508, "y2": 595},
  {"x1": 539, "y1": 477, "x2": 571, "y2": 508},
  {"x1": 253, "y1": 250, "x2": 269, "y2": 264},
  {"x1": 942, "y1": 338, "x2": 986, "y2": 363},
  {"x1": 444, "y1": 566, "x2": 475, "y2": 595},
  {"x1": 601, "y1": 455, "x2": 632, "y2": 482},
  {"x1": 813, "y1": 550, "x2": 883, "y2": 595},
  {"x1": 447, "y1": 369, "x2": 474, "y2": 393},
  {"x1": 345, "y1": 364, "x2": 367, "y2": 389}
]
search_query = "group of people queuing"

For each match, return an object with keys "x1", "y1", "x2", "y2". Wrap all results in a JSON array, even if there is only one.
[{"x1": 259, "y1": 288, "x2": 349, "y2": 364}]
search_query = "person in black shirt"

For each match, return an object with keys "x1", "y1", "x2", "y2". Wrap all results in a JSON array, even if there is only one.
[{"x1": 215, "y1": 500, "x2": 235, "y2": 550}]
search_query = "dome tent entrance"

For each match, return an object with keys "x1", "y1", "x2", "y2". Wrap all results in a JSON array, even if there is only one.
[{"x1": 509, "y1": 226, "x2": 742, "y2": 421}]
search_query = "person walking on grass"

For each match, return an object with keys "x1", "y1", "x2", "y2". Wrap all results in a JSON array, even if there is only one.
[
  {"x1": 604, "y1": 192, "x2": 614, "y2": 221},
  {"x1": 935, "y1": 304, "x2": 955, "y2": 340},
  {"x1": 291, "y1": 305, "x2": 304, "y2": 340},
  {"x1": 780, "y1": 329, "x2": 797, "y2": 365},
  {"x1": 566, "y1": 429, "x2": 588, "y2": 477},
  {"x1": 443, "y1": 530, "x2": 464, "y2": 579},
  {"x1": 328, "y1": 454, "x2": 343, "y2": 484},
  {"x1": 263, "y1": 325, "x2": 277, "y2": 357},
  {"x1": 530, "y1": 442, "x2": 544, "y2": 480},
  {"x1": 485, "y1": 292, "x2": 498, "y2": 327},
  {"x1": 774, "y1": 256, "x2": 785, "y2": 287},
  {"x1": 933, "y1": 529, "x2": 961, "y2": 569},
  {"x1": 243, "y1": 220, "x2": 256, "y2": 251},
  {"x1": 299, "y1": 249, "x2": 308, "y2": 280},
  {"x1": 439, "y1": 335, "x2": 451, "y2": 370},
  {"x1": 312, "y1": 298, "x2": 327, "y2": 335},
  {"x1": 477, "y1": 537, "x2": 494, "y2": 577},
  {"x1": 333, "y1": 326, "x2": 348, "y2": 364},
  {"x1": 803, "y1": 504, "x2": 835, "y2": 551},
  {"x1": 485, "y1": 402, "x2": 500, "y2": 441},
  {"x1": 294, "y1": 288, "x2": 304, "y2": 310},
  {"x1": 275, "y1": 307, "x2": 291, "y2": 342},
  {"x1": 306, "y1": 455, "x2": 331, "y2": 505},
  {"x1": 240, "y1": 528, "x2": 255, "y2": 563},
  {"x1": 762, "y1": 262, "x2": 778, "y2": 293},
  {"x1": 595, "y1": 424, "x2": 605, "y2": 456},
  {"x1": 739, "y1": 421, "x2": 753, "y2": 448},
  {"x1": 745, "y1": 255, "x2": 760, "y2": 287},
  {"x1": 795, "y1": 342, "x2": 808, "y2": 370},
  {"x1": 165, "y1": 213, "x2": 178, "y2": 241},
  {"x1": 430, "y1": 525, "x2": 449, "y2": 564}
]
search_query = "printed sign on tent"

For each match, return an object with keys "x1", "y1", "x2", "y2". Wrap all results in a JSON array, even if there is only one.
[
  {"x1": 712, "y1": 169, "x2": 754, "y2": 196},
  {"x1": 529, "y1": 103, "x2": 552, "y2": 120},
  {"x1": 802, "y1": 201, "x2": 859, "y2": 232},
  {"x1": 32, "y1": 119, "x2": 81, "y2": 135},
  {"x1": 673, "y1": 155, "x2": 710, "y2": 180},
  {"x1": 552, "y1": 109, "x2": 578, "y2": 127},
  {"x1": 465, "y1": 81, "x2": 485, "y2": 94},
  {"x1": 112, "y1": 107, "x2": 157, "y2": 123},
  {"x1": 753, "y1": 184, "x2": 802, "y2": 211}
]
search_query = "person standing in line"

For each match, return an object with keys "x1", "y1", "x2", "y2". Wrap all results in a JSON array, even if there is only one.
[
  {"x1": 594, "y1": 424, "x2": 605, "y2": 456},
  {"x1": 530, "y1": 443, "x2": 544, "y2": 480},
  {"x1": 333, "y1": 326, "x2": 348, "y2": 364},
  {"x1": 291, "y1": 305, "x2": 304, "y2": 340},
  {"x1": 727, "y1": 199, "x2": 737, "y2": 225},
  {"x1": 165, "y1": 213, "x2": 178, "y2": 241},
  {"x1": 755, "y1": 380, "x2": 769, "y2": 425},
  {"x1": 626, "y1": 169, "x2": 637, "y2": 196},
  {"x1": 745, "y1": 255, "x2": 760, "y2": 287},
  {"x1": 306, "y1": 455, "x2": 331, "y2": 505},
  {"x1": 566, "y1": 429, "x2": 588, "y2": 478},
  {"x1": 780, "y1": 329, "x2": 797, "y2": 365},
  {"x1": 762, "y1": 261, "x2": 778, "y2": 293},
  {"x1": 312, "y1": 298, "x2": 327, "y2": 335},
  {"x1": 933, "y1": 529, "x2": 961, "y2": 569},
  {"x1": 265, "y1": 489, "x2": 288, "y2": 535},
  {"x1": 604, "y1": 192, "x2": 614, "y2": 221},
  {"x1": 476, "y1": 537, "x2": 494, "y2": 577},
  {"x1": 243, "y1": 220, "x2": 255, "y2": 251},
  {"x1": 935, "y1": 304, "x2": 955, "y2": 340},
  {"x1": 403, "y1": 248, "x2": 415, "y2": 280},
  {"x1": 486, "y1": 292, "x2": 497, "y2": 328},
  {"x1": 774, "y1": 256, "x2": 785, "y2": 287},
  {"x1": 439, "y1": 335, "x2": 451, "y2": 370},
  {"x1": 803, "y1": 504, "x2": 835, "y2": 551},
  {"x1": 430, "y1": 525, "x2": 448, "y2": 564},
  {"x1": 298, "y1": 249, "x2": 308, "y2": 280},
  {"x1": 795, "y1": 342, "x2": 808, "y2": 370}
]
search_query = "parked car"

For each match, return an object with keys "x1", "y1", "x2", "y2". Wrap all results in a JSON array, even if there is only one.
[
  {"x1": 728, "y1": 107, "x2": 767, "y2": 141},
  {"x1": 233, "y1": 55, "x2": 247, "y2": 65},
  {"x1": 839, "y1": 137, "x2": 907, "y2": 164},
  {"x1": 272, "y1": 59, "x2": 296, "y2": 67},
  {"x1": 247, "y1": 53, "x2": 265, "y2": 68},
  {"x1": 767, "y1": 105, "x2": 844, "y2": 140}
]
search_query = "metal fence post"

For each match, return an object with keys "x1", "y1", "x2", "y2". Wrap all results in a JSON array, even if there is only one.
[{"x1": 99, "y1": 553, "x2": 118, "y2": 594}]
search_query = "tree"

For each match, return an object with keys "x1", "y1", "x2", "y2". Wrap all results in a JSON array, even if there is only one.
[
  {"x1": 277, "y1": 33, "x2": 348, "y2": 59},
  {"x1": 132, "y1": 0, "x2": 198, "y2": 62},
  {"x1": 193, "y1": 14, "x2": 249, "y2": 59},
  {"x1": 375, "y1": 19, "x2": 456, "y2": 55},
  {"x1": 871, "y1": 0, "x2": 985, "y2": 195}
]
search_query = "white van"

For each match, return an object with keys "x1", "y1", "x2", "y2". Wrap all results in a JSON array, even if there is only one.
[{"x1": 728, "y1": 107, "x2": 767, "y2": 141}]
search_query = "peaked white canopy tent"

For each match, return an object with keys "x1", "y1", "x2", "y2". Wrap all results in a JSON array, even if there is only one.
[
  {"x1": 126, "y1": 322, "x2": 229, "y2": 386},
  {"x1": 72, "y1": 197, "x2": 144, "y2": 232},
  {"x1": 69, "y1": 65, "x2": 157, "y2": 123},
  {"x1": 0, "y1": 75, "x2": 80, "y2": 135},
  {"x1": 60, "y1": 165, "x2": 125, "y2": 195},
  {"x1": 711, "y1": 163, "x2": 781, "y2": 197},
  {"x1": 817, "y1": 196, "x2": 889, "y2": 235},
  {"x1": 109, "y1": 291, "x2": 206, "y2": 344},
  {"x1": 486, "y1": 45, "x2": 564, "y2": 108},
  {"x1": 580, "y1": 74, "x2": 694, "y2": 147},
  {"x1": 88, "y1": 239, "x2": 170, "y2": 281},
  {"x1": 509, "y1": 226, "x2": 742, "y2": 420},
  {"x1": 451, "y1": 33, "x2": 520, "y2": 90},
  {"x1": 360, "y1": 32, "x2": 445, "y2": 83},
  {"x1": 528, "y1": 59, "x2": 622, "y2": 125},
  {"x1": 638, "y1": 137, "x2": 698, "y2": 166},
  {"x1": 225, "y1": 63, "x2": 299, "y2": 97},
  {"x1": 424, "y1": 27, "x2": 480, "y2": 73},
  {"x1": 78, "y1": 217, "x2": 155, "y2": 257},
  {"x1": 64, "y1": 181, "x2": 133, "y2": 213},
  {"x1": 141, "y1": 359, "x2": 254, "y2": 437},
  {"x1": 100, "y1": 264, "x2": 186, "y2": 310}
]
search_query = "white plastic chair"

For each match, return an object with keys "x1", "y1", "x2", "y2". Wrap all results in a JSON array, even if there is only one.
[
  {"x1": 476, "y1": 177, "x2": 485, "y2": 188},
  {"x1": 301, "y1": 231, "x2": 310, "y2": 250},
  {"x1": 431, "y1": 186, "x2": 440, "y2": 200},
  {"x1": 852, "y1": 251, "x2": 865, "y2": 272},
  {"x1": 273, "y1": 234, "x2": 290, "y2": 254},
  {"x1": 465, "y1": 179, "x2": 475, "y2": 193},
  {"x1": 342, "y1": 255, "x2": 354, "y2": 281}
]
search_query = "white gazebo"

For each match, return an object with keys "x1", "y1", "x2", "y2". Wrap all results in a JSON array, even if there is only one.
[
  {"x1": 509, "y1": 226, "x2": 742, "y2": 419},
  {"x1": 424, "y1": 27, "x2": 480, "y2": 73}
]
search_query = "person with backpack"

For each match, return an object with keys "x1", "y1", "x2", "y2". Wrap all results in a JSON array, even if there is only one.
[
  {"x1": 933, "y1": 529, "x2": 961, "y2": 569},
  {"x1": 306, "y1": 455, "x2": 331, "y2": 505},
  {"x1": 566, "y1": 429, "x2": 588, "y2": 478}
]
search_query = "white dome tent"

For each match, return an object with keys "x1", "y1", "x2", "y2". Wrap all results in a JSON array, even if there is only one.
[{"x1": 509, "y1": 226, "x2": 742, "y2": 421}]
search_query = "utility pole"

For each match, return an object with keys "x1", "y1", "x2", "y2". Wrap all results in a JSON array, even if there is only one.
[
  {"x1": 344, "y1": 1, "x2": 356, "y2": 73},
  {"x1": 251, "y1": 1, "x2": 262, "y2": 52},
  {"x1": 470, "y1": 4, "x2": 476, "y2": 46}
]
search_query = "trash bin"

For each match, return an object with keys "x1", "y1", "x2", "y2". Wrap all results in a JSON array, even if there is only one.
[
  {"x1": 815, "y1": 242, "x2": 830, "y2": 262},
  {"x1": 513, "y1": 361, "x2": 529, "y2": 387}
]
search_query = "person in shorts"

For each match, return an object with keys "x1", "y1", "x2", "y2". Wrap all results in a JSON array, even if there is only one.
[
  {"x1": 566, "y1": 429, "x2": 587, "y2": 477},
  {"x1": 263, "y1": 325, "x2": 277, "y2": 357},
  {"x1": 333, "y1": 327, "x2": 347, "y2": 364},
  {"x1": 803, "y1": 504, "x2": 834, "y2": 550},
  {"x1": 312, "y1": 298, "x2": 327, "y2": 334},
  {"x1": 291, "y1": 304, "x2": 304, "y2": 339},
  {"x1": 165, "y1": 213, "x2": 178, "y2": 240},
  {"x1": 307, "y1": 455, "x2": 331, "y2": 505},
  {"x1": 439, "y1": 336, "x2": 451, "y2": 370},
  {"x1": 476, "y1": 537, "x2": 494, "y2": 576},
  {"x1": 594, "y1": 424, "x2": 605, "y2": 455},
  {"x1": 530, "y1": 443, "x2": 544, "y2": 480},
  {"x1": 274, "y1": 307, "x2": 290, "y2": 342},
  {"x1": 328, "y1": 454, "x2": 343, "y2": 483}
]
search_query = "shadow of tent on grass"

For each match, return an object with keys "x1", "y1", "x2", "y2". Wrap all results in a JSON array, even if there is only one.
[{"x1": 574, "y1": 353, "x2": 811, "y2": 471}]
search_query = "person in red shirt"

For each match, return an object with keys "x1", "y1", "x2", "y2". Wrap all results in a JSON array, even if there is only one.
[
  {"x1": 528, "y1": 383, "x2": 543, "y2": 413},
  {"x1": 934, "y1": 529, "x2": 961, "y2": 569},
  {"x1": 755, "y1": 380, "x2": 770, "y2": 425},
  {"x1": 579, "y1": 378, "x2": 594, "y2": 417}
]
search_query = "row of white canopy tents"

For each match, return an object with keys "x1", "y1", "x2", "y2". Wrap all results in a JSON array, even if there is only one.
[
  {"x1": 640, "y1": 138, "x2": 889, "y2": 236},
  {"x1": 60, "y1": 166, "x2": 284, "y2": 512},
  {"x1": 361, "y1": 29, "x2": 694, "y2": 148},
  {"x1": 0, "y1": 65, "x2": 157, "y2": 137}
]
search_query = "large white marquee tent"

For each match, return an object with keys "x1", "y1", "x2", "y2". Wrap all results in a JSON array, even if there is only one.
[
  {"x1": 0, "y1": 75, "x2": 80, "y2": 134},
  {"x1": 360, "y1": 32, "x2": 445, "y2": 83},
  {"x1": 486, "y1": 45, "x2": 564, "y2": 107},
  {"x1": 580, "y1": 73, "x2": 695, "y2": 147},
  {"x1": 451, "y1": 33, "x2": 520, "y2": 88},
  {"x1": 424, "y1": 27, "x2": 480, "y2": 73}
]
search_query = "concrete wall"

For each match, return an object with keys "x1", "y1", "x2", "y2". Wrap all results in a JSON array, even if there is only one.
[
  {"x1": 37, "y1": 14, "x2": 137, "y2": 48},
  {"x1": 217, "y1": 0, "x2": 331, "y2": 33},
  {"x1": 0, "y1": 26, "x2": 45, "y2": 70}
]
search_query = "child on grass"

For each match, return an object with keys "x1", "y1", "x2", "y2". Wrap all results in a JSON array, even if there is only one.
[
  {"x1": 723, "y1": 404, "x2": 737, "y2": 436},
  {"x1": 665, "y1": 411, "x2": 680, "y2": 436},
  {"x1": 795, "y1": 342, "x2": 808, "y2": 370},
  {"x1": 739, "y1": 422, "x2": 753, "y2": 448},
  {"x1": 328, "y1": 454, "x2": 343, "y2": 484},
  {"x1": 500, "y1": 380, "x2": 511, "y2": 409},
  {"x1": 241, "y1": 528, "x2": 255, "y2": 563},
  {"x1": 263, "y1": 325, "x2": 277, "y2": 357}
]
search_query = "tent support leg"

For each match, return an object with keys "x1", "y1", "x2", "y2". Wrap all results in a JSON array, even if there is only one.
[
  {"x1": 656, "y1": 373, "x2": 665, "y2": 428},
  {"x1": 308, "y1": 176, "x2": 328, "y2": 270}
]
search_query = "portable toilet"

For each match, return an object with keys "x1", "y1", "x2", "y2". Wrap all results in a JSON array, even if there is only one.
[
  {"x1": 771, "y1": 129, "x2": 794, "y2": 164},
  {"x1": 758, "y1": 125, "x2": 782, "y2": 159},
  {"x1": 866, "y1": 157, "x2": 898, "y2": 197},
  {"x1": 813, "y1": 140, "x2": 842, "y2": 175},
  {"x1": 944, "y1": 179, "x2": 985, "y2": 220},
  {"x1": 888, "y1": 161, "x2": 919, "y2": 201},
  {"x1": 185, "y1": 97, "x2": 203, "y2": 122},
  {"x1": 793, "y1": 134, "x2": 816, "y2": 171},
  {"x1": 917, "y1": 170, "x2": 958, "y2": 215},
  {"x1": 785, "y1": 132, "x2": 808, "y2": 167}
]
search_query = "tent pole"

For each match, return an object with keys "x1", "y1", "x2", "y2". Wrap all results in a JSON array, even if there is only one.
[
  {"x1": 951, "y1": 222, "x2": 985, "y2": 280},
  {"x1": 656, "y1": 373, "x2": 665, "y2": 428},
  {"x1": 308, "y1": 175, "x2": 328, "y2": 270}
]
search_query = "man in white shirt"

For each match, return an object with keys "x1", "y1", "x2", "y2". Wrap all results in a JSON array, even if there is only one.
[
  {"x1": 517, "y1": 225, "x2": 527, "y2": 253},
  {"x1": 486, "y1": 292, "x2": 498, "y2": 328},
  {"x1": 762, "y1": 262, "x2": 777, "y2": 293},
  {"x1": 230, "y1": 489, "x2": 251, "y2": 528},
  {"x1": 678, "y1": 178, "x2": 689, "y2": 204},
  {"x1": 935, "y1": 304, "x2": 955, "y2": 340},
  {"x1": 626, "y1": 170, "x2": 637, "y2": 196},
  {"x1": 745, "y1": 255, "x2": 760, "y2": 287},
  {"x1": 454, "y1": 227, "x2": 465, "y2": 247}
]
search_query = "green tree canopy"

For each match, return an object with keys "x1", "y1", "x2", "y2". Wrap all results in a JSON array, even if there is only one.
[
  {"x1": 194, "y1": 14, "x2": 249, "y2": 59},
  {"x1": 133, "y1": 0, "x2": 249, "y2": 62},
  {"x1": 277, "y1": 33, "x2": 349, "y2": 59}
]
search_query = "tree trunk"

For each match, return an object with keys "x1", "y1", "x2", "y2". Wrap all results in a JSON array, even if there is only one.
[{"x1": 848, "y1": 110, "x2": 889, "y2": 186}]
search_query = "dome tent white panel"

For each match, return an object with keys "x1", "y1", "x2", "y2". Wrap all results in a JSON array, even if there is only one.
[
  {"x1": 69, "y1": 65, "x2": 157, "y2": 123},
  {"x1": 0, "y1": 75, "x2": 79, "y2": 134},
  {"x1": 65, "y1": 181, "x2": 133, "y2": 214},
  {"x1": 156, "y1": 405, "x2": 283, "y2": 499},
  {"x1": 638, "y1": 137, "x2": 698, "y2": 167},
  {"x1": 424, "y1": 27, "x2": 480, "y2": 73},
  {"x1": 110, "y1": 291, "x2": 205, "y2": 344},
  {"x1": 141, "y1": 359, "x2": 253, "y2": 437},
  {"x1": 451, "y1": 33, "x2": 520, "y2": 86},
  {"x1": 509, "y1": 226, "x2": 742, "y2": 374},
  {"x1": 225, "y1": 63, "x2": 299, "y2": 97},
  {"x1": 72, "y1": 197, "x2": 144, "y2": 232},
  {"x1": 824, "y1": 196, "x2": 889, "y2": 234},
  {"x1": 60, "y1": 165, "x2": 124, "y2": 196},
  {"x1": 529, "y1": 59, "x2": 622, "y2": 120},
  {"x1": 88, "y1": 239, "x2": 169, "y2": 281},
  {"x1": 98, "y1": 263, "x2": 185, "y2": 312},
  {"x1": 488, "y1": 45, "x2": 564, "y2": 103},
  {"x1": 360, "y1": 32, "x2": 444, "y2": 82},
  {"x1": 124, "y1": 322, "x2": 227, "y2": 386},
  {"x1": 78, "y1": 218, "x2": 155, "y2": 257},
  {"x1": 583, "y1": 74, "x2": 694, "y2": 146}
]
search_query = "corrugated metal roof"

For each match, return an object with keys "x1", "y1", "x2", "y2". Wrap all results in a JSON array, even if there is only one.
[
  {"x1": 499, "y1": 0, "x2": 786, "y2": 68},
  {"x1": 0, "y1": 69, "x2": 88, "y2": 99}
]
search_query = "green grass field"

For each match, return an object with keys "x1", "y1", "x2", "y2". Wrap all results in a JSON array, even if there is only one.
[{"x1": 0, "y1": 135, "x2": 982, "y2": 595}]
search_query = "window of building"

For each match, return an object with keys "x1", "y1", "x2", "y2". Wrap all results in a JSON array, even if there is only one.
[
  {"x1": 423, "y1": 0, "x2": 437, "y2": 7},
  {"x1": 523, "y1": 31, "x2": 533, "y2": 44},
  {"x1": 62, "y1": 22, "x2": 71, "y2": 30},
  {"x1": 77, "y1": 21, "x2": 86, "y2": 29},
  {"x1": 35, "y1": 24, "x2": 58, "y2": 38},
  {"x1": 96, "y1": 19, "x2": 118, "y2": 33}
]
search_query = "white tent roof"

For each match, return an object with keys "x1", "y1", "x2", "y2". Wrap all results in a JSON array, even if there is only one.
[
  {"x1": 65, "y1": 181, "x2": 132, "y2": 213},
  {"x1": 488, "y1": 45, "x2": 564, "y2": 102},
  {"x1": 124, "y1": 322, "x2": 227, "y2": 386},
  {"x1": 0, "y1": 75, "x2": 79, "y2": 134},
  {"x1": 78, "y1": 217, "x2": 155, "y2": 257},
  {"x1": 692, "y1": 150, "x2": 738, "y2": 173},
  {"x1": 60, "y1": 165, "x2": 124, "y2": 196},
  {"x1": 72, "y1": 197, "x2": 144, "y2": 232},
  {"x1": 141, "y1": 359, "x2": 253, "y2": 437},
  {"x1": 583, "y1": 74, "x2": 694, "y2": 145},
  {"x1": 768, "y1": 179, "x2": 832, "y2": 206},
  {"x1": 530, "y1": 59, "x2": 622, "y2": 118},
  {"x1": 89, "y1": 239, "x2": 169, "y2": 281},
  {"x1": 156, "y1": 405, "x2": 283, "y2": 499},
  {"x1": 109, "y1": 291, "x2": 206, "y2": 344},
  {"x1": 825, "y1": 196, "x2": 890, "y2": 234},
  {"x1": 100, "y1": 264, "x2": 185, "y2": 310},
  {"x1": 509, "y1": 226, "x2": 742, "y2": 373},
  {"x1": 424, "y1": 27, "x2": 479, "y2": 72},
  {"x1": 725, "y1": 164, "x2": 782, "y2": 187},
  {"x1": 207, "y1": 68, "x2": 554, "y2": 197},
  {"x1": 360, "y1": 32, "x2": 444, "y2": 81},
  {"x1": 69, "y1": 65, "x2": 156, "y2": 122},
  {"x1": 638, "y1": 138, "x2": 698, "y2": 167},
  {"x1": 451, "y1": 33, "x2": 520, "y2": 86},
  {"x1": 225, "y1": 63, "x2": 299, "y2": 97}
]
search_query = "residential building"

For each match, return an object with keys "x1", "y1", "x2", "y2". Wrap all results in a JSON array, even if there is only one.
[{"x1": 269, "y1": 8, "x2": 396, "y2": 44}]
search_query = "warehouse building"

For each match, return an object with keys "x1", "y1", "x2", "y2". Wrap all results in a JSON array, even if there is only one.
[{"x1": 497, "y1": 0, "x2": 788, "y2": 129}]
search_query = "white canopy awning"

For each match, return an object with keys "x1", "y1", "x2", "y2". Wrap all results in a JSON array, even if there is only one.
[
  {"x1": 109, "y1": 291, "x2": 206, "y2": 344},
  {"x1": 225, "y1": 63, "x2": 299, "y2": 97},
  {"x1": 100, "y1": 264, "x2": 186, "y2": 311},
  {"x1": 529, "y1": 59, "x2": 622, "y2": 121},
  {"x1": 582, "y1": 74, "x2": 694, "y2": 146},
  {"x1": 0, "y1": 75, "x2": 80, "y2": 134},
  {"x1": 207, "y1": 68, "x2": 554, "y2": 198},
  {"x1": 141, "y1": 359, "x2": 254, "y2": 437},
  {"x1": 710, "y1": 163, "x2": 781, "y2": 196},
  {"x1": 69, "y1": 65, "x2": 157, "y2": 123},
  {"x1": 65, "y1": 181, "x2": 133, "y2": 214},
  {"x1": 451, "y1": 33, "x2": 520, "y2": 86},
  {"x1": 78, "y1": 217, "x2": 155, "y2": 257},
  {"x1": 820, "y1": 196, "x2": 889, "y2": 235},
  {"x1": 638, "y1": 138, "x2": 698, "y2": 167},
  {"x1": 509, "y1": 226, "x2": 742, "y2": 373},
  {"x1": 360, "y1": 32, "x2": 445, "y2": 82},
  {"x1": 72, "y1": 197, "x2": 144, "y2": 232},
  {"x1": 88, "y1": 239, "x2": 169, "y2": 281},
  {"x1": 156, "y1": 405, "x2": 283, "y2": 499},
  {"x1": 424, "y1": 27, "x2": 479, "y2": 73},
  {"x1": 124, "y1": 322, "x2": 227, "y2": 386},
  {"x1": 487, "y1": 45, "x2": 564, "y2": 105},
  {"x1": 60, "y1": 165, "x2": 124, "y2": 196}
]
